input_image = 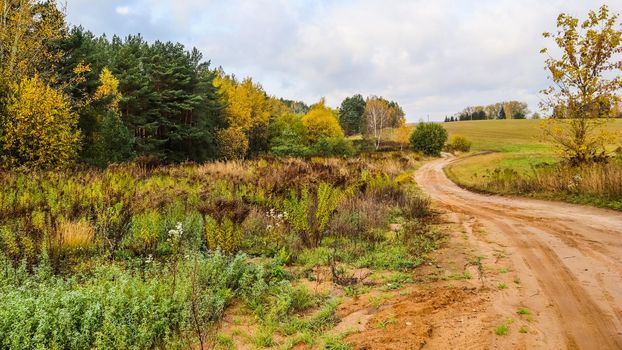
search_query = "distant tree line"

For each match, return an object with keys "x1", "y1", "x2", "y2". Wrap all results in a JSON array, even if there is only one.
[
  {"x1": 0, "y1": 1, "x2": 410, "y2": 170},
  {"x1": 444, "y1": 101, "x2": 531, "y2": 122}
]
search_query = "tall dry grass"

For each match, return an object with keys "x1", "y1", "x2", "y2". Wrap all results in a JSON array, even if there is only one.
[
  {"x1": 530, "y1": 162, "x2": 622, "y2": 199},
  {"x1": 56, "y1": 219, "x2": 95, "y2": 252},
  {"x1": 482, "y1": 160, "x2": 622, "y2": 207}
]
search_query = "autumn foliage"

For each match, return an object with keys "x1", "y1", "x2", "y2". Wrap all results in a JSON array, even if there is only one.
[{"x1": 2, "y1": 76, "x2": 81, "y2": 169}]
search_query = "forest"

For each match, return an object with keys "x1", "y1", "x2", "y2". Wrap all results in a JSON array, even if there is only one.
[{"x1": 0, "y1": 1, "x2": 407, "y2": 170}]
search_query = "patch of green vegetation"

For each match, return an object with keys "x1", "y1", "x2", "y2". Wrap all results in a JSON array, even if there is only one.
[
  {"x1": 494, "y1": 319, "x2": 514, "y2": 336},
  {"x1": 516, "y1": 307, "x2": 531, "y2": 315},
  {"x1": 214, "y1": 334, "x2": 235, "y2": 349},
  {"x1": 254, "y1": 327, "x2": 276, "y2": 348},
  {"x1": 498, "y1": 282, "x2": 508, "y2": 290},
  {"x1": 495, "y1": 324, "x2": 509, "y2": 336}
]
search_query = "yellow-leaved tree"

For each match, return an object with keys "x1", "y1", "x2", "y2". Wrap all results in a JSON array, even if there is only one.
[
  {"x1": 394, "y1": 119, "x2": 412, "y2": 151},
  {"x1": 214, "y1": 72, "x2": 283, "y2": 157},
  {"x1": 0, "y1": 0, "x2": 65, "y2": 90},
  {"x1": 1, "y1": 75, "x2": 81, "y2": 169},
  {"x1": 93, "y1": 67, "x2": 122, "y2": 111},
  {"x1": 540, "y1": 5, "x2": 622, "y2": 164},
  {"x1": 302, "y1": 99, "x2": 344, "y2": 143},
  {"x1": 216, "y1": 127, "x2": 249, "y2": 160}
]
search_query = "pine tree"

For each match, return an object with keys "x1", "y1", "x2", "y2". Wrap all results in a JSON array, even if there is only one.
[{"x1": 338, "y1": 94, "x2": 366, "y2": 135}]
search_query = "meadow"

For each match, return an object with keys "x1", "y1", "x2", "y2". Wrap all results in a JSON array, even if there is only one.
[
  {"x1": 443, "y1": 119, "x2": 622, "y2": 209},
  {"x1": 0, "y1": 153, "x2": 444, "y2": 349}
]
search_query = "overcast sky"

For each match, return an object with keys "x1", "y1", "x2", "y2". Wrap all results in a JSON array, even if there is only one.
[{"x1": 65, "y1": 1, "x2": 621, "y2": 122}]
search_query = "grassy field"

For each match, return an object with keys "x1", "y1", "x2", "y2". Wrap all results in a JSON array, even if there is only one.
[{"x1": 443, "y1": 119, "x2": 622, "y2": 209}]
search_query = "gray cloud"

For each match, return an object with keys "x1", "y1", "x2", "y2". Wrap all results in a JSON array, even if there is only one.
[{"x1": 65, "y1": 0, "x2": 622, "y2": 121}]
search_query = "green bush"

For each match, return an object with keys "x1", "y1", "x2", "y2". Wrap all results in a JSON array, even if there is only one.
[
  {"x1": 446, "y1": 135, "x2": 472, "y2": 152},
  {"x1": 409, "y1": 123, "x2": 448, "y2": 156},
  {"x1": 0, "y1": 251, "x2": 258, "y2": 350},
  {"x1": 310, "y1": 137, "x2": 355, "y2": 157}
]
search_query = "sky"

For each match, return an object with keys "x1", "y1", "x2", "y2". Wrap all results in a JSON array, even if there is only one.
[{"x1": 65, "y1": 1, "x2": 622, "y2": 122}]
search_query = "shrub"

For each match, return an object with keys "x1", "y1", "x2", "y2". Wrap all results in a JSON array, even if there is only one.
[
  {"x1": 216, "y1": 127, "x2": 249, "y2": 160},
  {"x1": 446, "y1": 135, "x2": 472, "y2": 153},
  {"x1": 205, "y1": 216, "x2": 243, "y2": 254},
  {"x1": 409, "y1": 123, "x2": 448, "y2": 156},
  {"x1": 310, "y1": 137, "x2": 355, "y2": 157},
  {"x1": 283, "y1": 183, "x2": 347, "y2": 247},
  {"x1": 1, "y1": 75, "x2": 81, "y2": 170}
]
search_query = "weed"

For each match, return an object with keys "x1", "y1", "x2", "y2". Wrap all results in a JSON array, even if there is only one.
[
  {"x1": 254, "y1": 327, "x2": 276, "y2": 348},
  {"x1": 516, "y1": 307, "x2": 531, "y2": 315},
  {"x1": 214, "y1": 334, "x2": 235, "y2": 349},
  {"x1": 495, "y1": 324, "x2": 509, "y2": 336},
  {"x1": 369, "y1": 294, "x2": 389, "y2": 309},
  {"x1": 376, "y1": 317, "x2": 398, "y2": 329},
  {"x1": 498, "y1": 283, "x2": 508, "y2": 290},
  {"x1": 494, "y1": 318, "x2": 514, "y2": 336}
]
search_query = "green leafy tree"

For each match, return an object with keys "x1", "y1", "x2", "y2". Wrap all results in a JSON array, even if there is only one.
[
  {"x1": 338, "y1": 94, "x2": 366, "y2": 135},
  {"x1": 409, "y1": 122, "x2": 448, "y2": 156},
  {"x1": 269, "y1": 113, "x2": 310, "y2": 157},
  {"x1": 94, "y1": 111, "x2": 135, "y2": 166},
  {"x1": 540, "y1": 5, "x2": 622, "y2": 163}
]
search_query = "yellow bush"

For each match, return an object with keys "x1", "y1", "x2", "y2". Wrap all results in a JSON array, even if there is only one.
[
  {"x1": 1, "y1": 75, "x2": 81, "y2": 169},
  {"x1": 303, "y1": 100, "x2": 344, "y2": 143}
]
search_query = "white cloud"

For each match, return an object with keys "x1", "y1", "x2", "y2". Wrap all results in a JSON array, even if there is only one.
[
  {"x1": 115, "y1": 6, "x2": 131, "y2": 15},
  {"x1": 66, "y1": 0, "x2": 622, "y2": 121}
]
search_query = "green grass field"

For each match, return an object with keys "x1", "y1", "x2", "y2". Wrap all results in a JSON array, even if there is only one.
[{"x1": 442, "y1": 119, "x2": 622, "y2": 209}]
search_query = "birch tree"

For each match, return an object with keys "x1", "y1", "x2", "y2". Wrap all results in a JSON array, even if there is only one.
[{"x1": 364, "y1": 97, "x2": 391, "y2": 150}]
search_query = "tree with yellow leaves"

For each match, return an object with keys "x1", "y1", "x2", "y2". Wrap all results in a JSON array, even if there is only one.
[
  {"x1": 93, "y1": 67, "x2": 122, "y2": 111},
  {"x1": 302, "y1": 99, "x2": 344, "y2": 143},
  {"x1": 394, "y1": 119, "x2": 412, "y2": 151},
  {"x1": 363, "y1": 97, "x2": 392, "y2": 150},
  {"x1": 0, "y1": 0, "x2": 66, "y2": 89},
  {"x1": 214, "y1": 73, "x2": 283, "y2": 156},
  {"x1": 540, "y1": 5, "x2": 622, "y2": 164},
  {"x1": 216, "y1": 127, "x2": 249, "y2": 160},
  {"x1": 1, "y1": 75, "x2": 81, "y2": 169}
]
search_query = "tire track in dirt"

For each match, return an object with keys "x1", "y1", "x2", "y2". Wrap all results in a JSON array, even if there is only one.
[{"x1": 415, "y1": 156, "x2": 622, "y2": 350}]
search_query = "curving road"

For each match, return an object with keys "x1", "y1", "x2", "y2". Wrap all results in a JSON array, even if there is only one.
[{"x1": 415, "y1": 155, "x2": 622, "y2": 350}]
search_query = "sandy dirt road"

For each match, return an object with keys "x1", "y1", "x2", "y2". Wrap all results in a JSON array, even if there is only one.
[{"x1": 415, "y1": 155, "x2": 622, "y2": 349}]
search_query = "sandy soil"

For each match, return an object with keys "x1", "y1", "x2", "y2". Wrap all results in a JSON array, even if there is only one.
[{"x1": 413, "y1": 155, "x2": 622, "y2": 350}]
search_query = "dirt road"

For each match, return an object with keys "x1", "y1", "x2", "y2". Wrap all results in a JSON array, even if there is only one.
[{"x1": 415, "y1": 155, "x2": 622, "y2": 349}]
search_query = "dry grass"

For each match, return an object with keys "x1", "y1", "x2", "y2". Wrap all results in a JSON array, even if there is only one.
[
  {"x1": 57, "y1": 219, "x2": 95, "y2": 251},
  {"x1": 451, "y1": 160, "x2": 622, "y2": 210}
]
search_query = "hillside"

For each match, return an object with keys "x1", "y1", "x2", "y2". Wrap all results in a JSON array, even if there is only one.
[{"x1": 442, "y1": 119, "x2": 622, "y2": 153}]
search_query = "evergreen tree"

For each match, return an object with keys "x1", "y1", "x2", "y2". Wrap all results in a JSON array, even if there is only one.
[{"x1": 338, "y1": 94, "x2": 366, "y2": 135}]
